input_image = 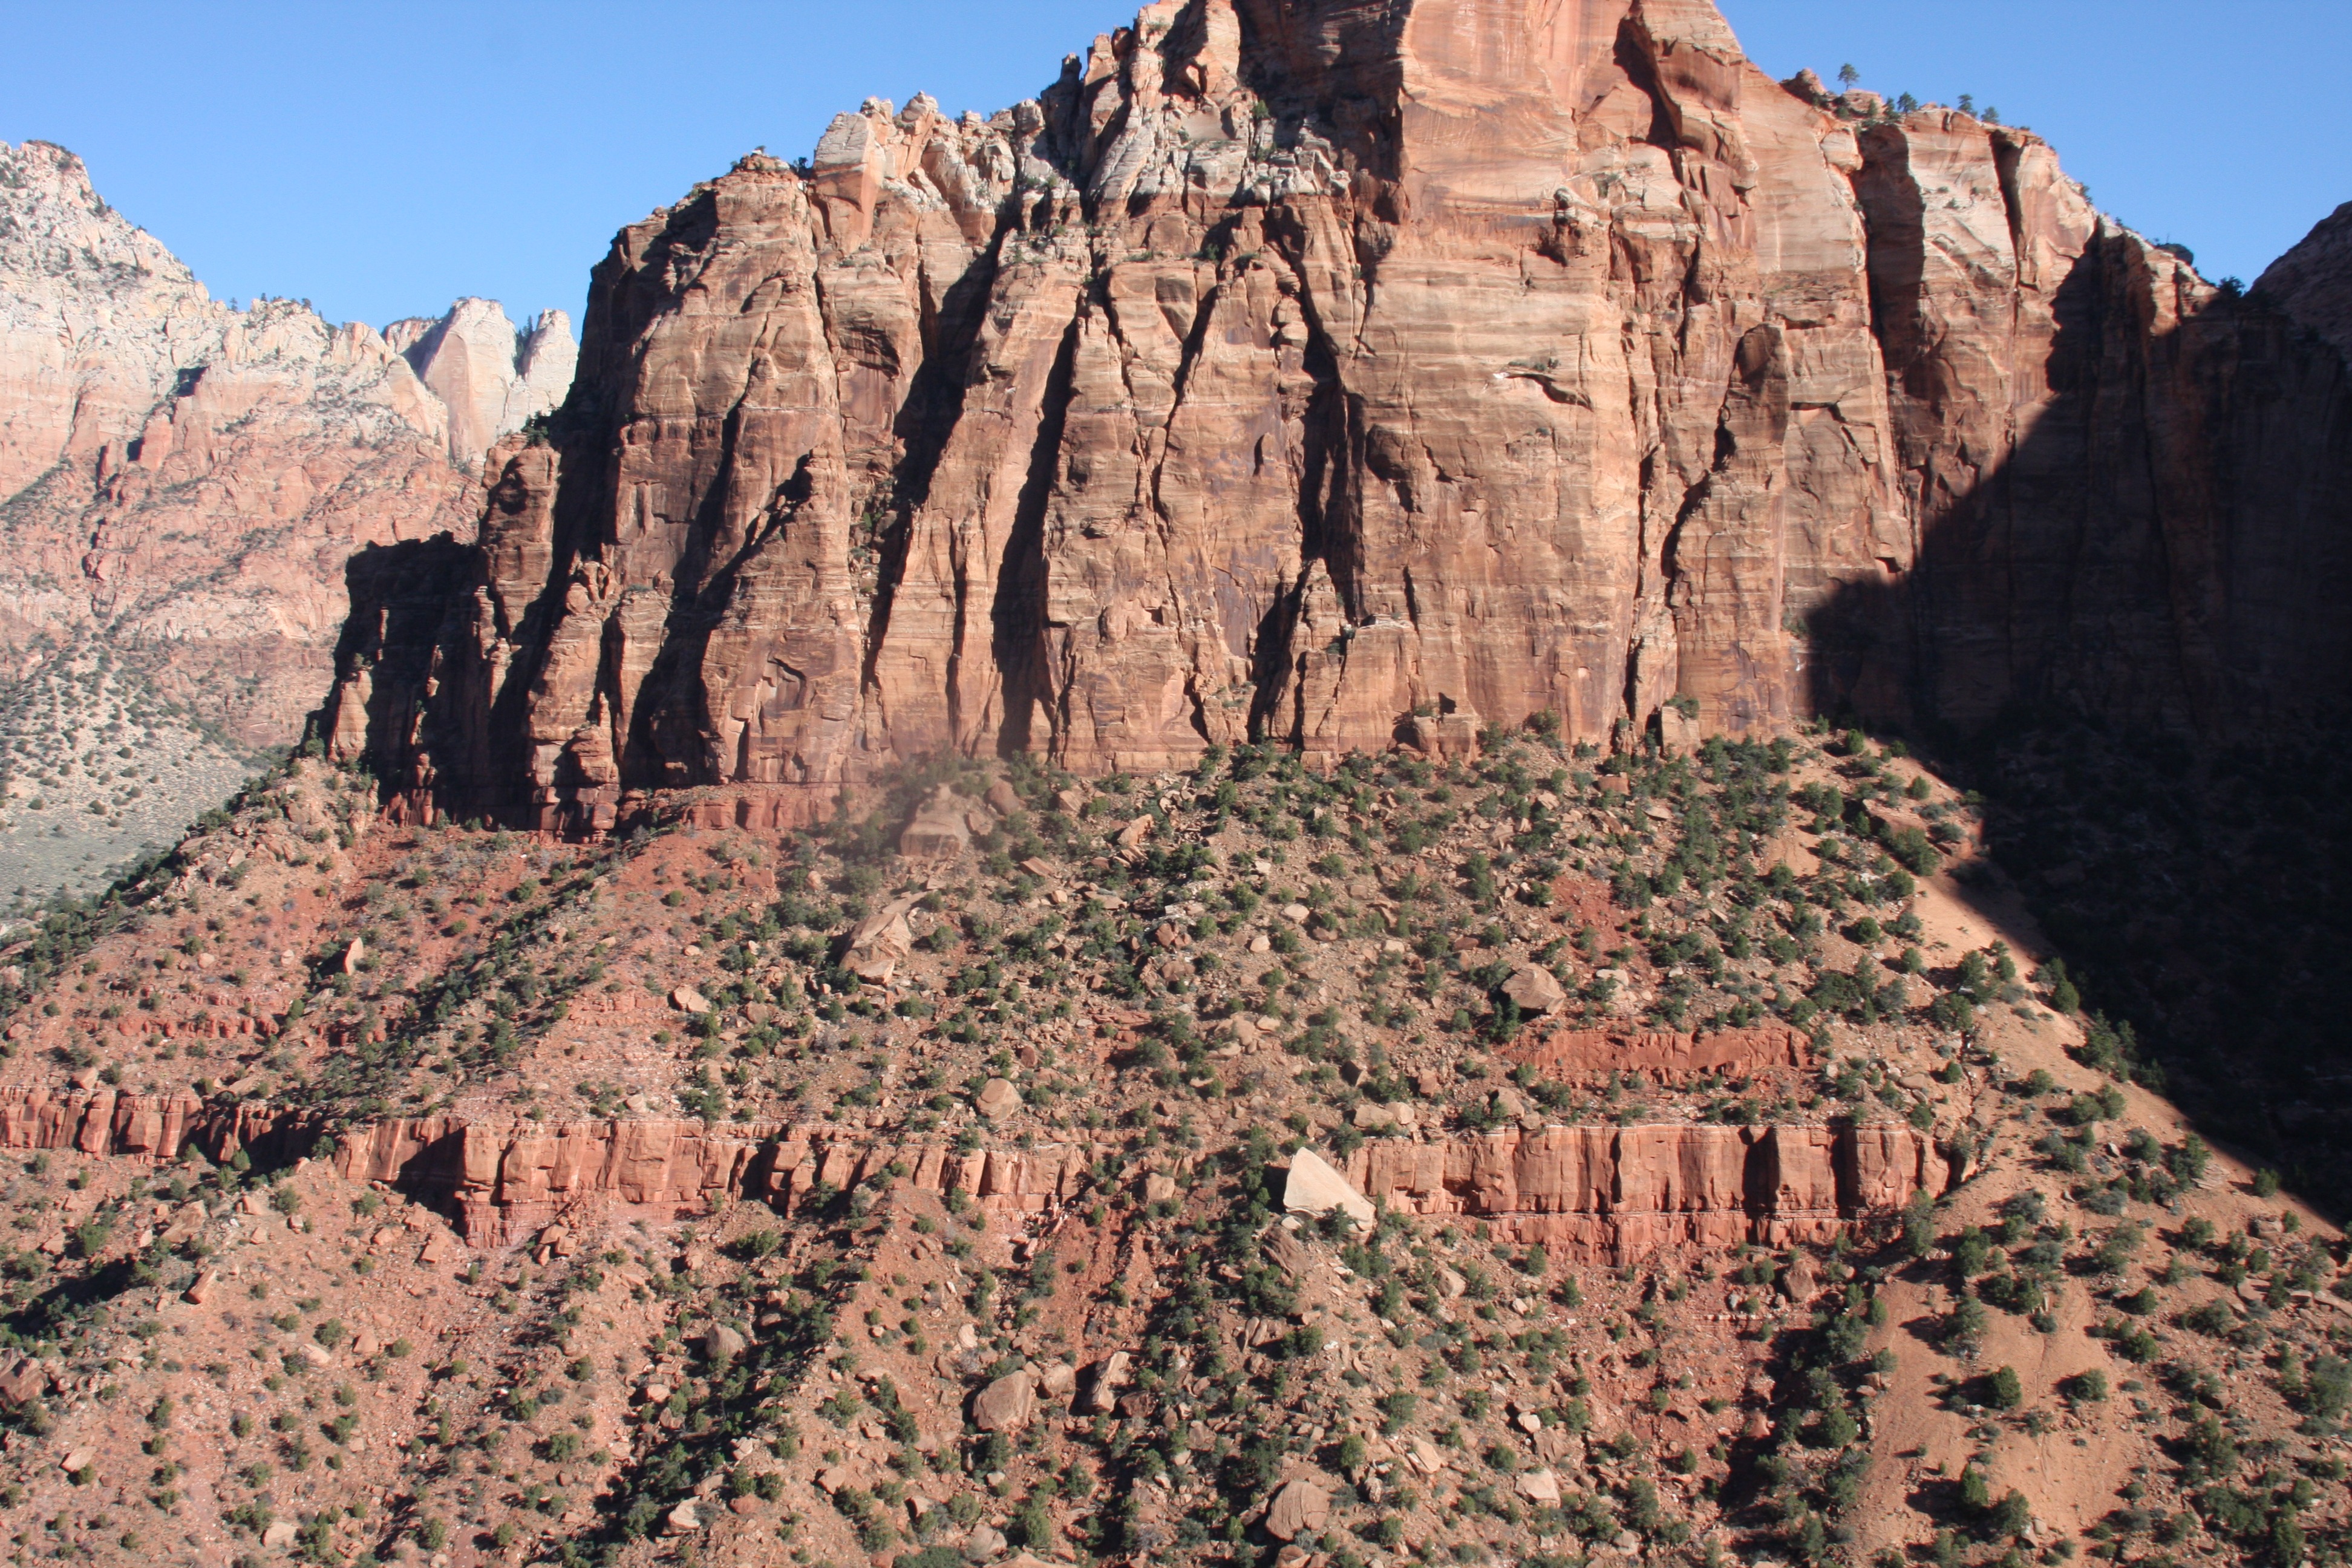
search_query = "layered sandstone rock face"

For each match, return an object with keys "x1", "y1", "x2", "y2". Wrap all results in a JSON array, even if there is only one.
[
  {"x1": 0, "y1": 1086, "x2": 1939, "y2": 1261},
  {"x1": 319, "y1": 0, "x2": 2352, "y2": 832},
  {"x1": 1344, "y1": 1123, "x2": 1949, "y2": 1256},
  {"x1": 0, "y1": 1086, "x2": 313, "y2": 1166}
]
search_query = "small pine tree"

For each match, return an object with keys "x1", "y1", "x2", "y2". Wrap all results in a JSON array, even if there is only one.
[
  {"x1": 1838, "y1": 64, "x2": 1860, "y2": 90},
  {"x1": 2272, "y1": 1509, "x2": 2305, "y2": 1566},
  {"x1": 1010, "y1": 1495, "x2": 1053, "y2": 1549},
  {"x1": 1903, "y1": 1190, "x2": 1938, "y2": 1257},
  {"x1": 1945, "y1": 1287, "x2": 1988, "y2": 1352}
]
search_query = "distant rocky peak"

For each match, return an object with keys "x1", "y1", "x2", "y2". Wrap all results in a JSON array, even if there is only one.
[
  {"x1": 517, "y1": 309, "x2": 578, "y2": 417},
  {"x1": 387, "y1": 296, "x2": 578, "y2": 467},
  {"x1": 0, "y1": 139, "x2": 203, "y2": 301},
  {"x1": 2256, "y1": 201, "x2": 2352, "y2": 362}
]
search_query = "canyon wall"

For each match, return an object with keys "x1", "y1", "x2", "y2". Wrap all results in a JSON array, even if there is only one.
[
  {"x1": 0, "y1": 142, "x2": 581, "y2": 754},
  {"x1": 0, "y1": 139, "x2": 580, "y2": 897},
  {"x1": 0, "y1": 1086, "x2": 1942, "y2": 1261},
  {"x1": 316, "y1": 0, "x2": 2352, "y2": 833}
]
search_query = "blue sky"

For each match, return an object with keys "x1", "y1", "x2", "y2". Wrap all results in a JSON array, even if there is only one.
[{"x1": 7, "y1": 1, "x2": 2346, "y2": 332}]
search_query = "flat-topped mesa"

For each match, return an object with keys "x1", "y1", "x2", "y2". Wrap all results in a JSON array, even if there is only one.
[
  {"x1": 2, "y1": 1086, "x2": 1947, "y2": 1261},
  {"x1": 316, "y1": 0, "x2": 2352, "y2": 834}
]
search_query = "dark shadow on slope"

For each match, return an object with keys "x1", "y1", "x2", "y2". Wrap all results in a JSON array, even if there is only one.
[
  {"x1": 316, "y1": 534, "x2": 480, "y2": 782},
  {"x1": 1803, "y1": 233, "x2": 2352, "y2": 1218}
]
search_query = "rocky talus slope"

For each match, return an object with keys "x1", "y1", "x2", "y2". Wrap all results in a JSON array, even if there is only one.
[
  {"x1": 0, "y1": 727, "x2": 2342, "y2": 1567},
  {"x1": 321, "y1": 0, "x2": 2352, "y2": 838},
  {"x1": 0, "y1": 653, "x2": 256, "y2": 903},
  {"x1": 0, "y1": 140, "x2": 578, "y2": 904}
]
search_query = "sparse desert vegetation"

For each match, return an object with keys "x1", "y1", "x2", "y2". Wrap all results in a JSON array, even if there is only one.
[{"x1": 0, "y1": 720, "x2": 2339, "y2": 1568}]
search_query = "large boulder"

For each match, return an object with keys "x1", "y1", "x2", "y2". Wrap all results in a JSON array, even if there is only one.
[
  {"x1": 900, "y1": 786, "x2": 975, "y2": 858},
  {"x1": 1076, "y1": 1350, "x2": 1131, "y2": 1415},
  {"x1": 0, "y1": 1354, "x2": 48, "y2": 1401},
  {"x1": 1264, "y1": 1478, "x2": 1332, "y2": 1541},
  {"x1": 1282, "y1": 1149, "x2": 1374, "y2": 1229},
  {"x1": 1503, "y1": 964, "x2": 1568, "y2": 1015},
  {"x1": 972, "y1": 1370, "x2": 1036, "y2": 1431},
  {"x1": 844, "y1": 895, "x2": 920, "y2": 982}
]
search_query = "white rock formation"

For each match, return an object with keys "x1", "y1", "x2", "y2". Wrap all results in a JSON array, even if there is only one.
[
  {"x1": 390, "y1": 298, "x2": 576, "y2": 466},
  {"x1": 1282, "y1": 1149, "x2": 1374, "y2": 1228}
]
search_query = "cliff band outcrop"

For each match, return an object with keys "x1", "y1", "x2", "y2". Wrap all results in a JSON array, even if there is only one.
[
  {"x1": 318, "y1": 0, "x2": 2352, "y2": 833},
  {"x1": 0, "y1": 1086, "x2": 321, "y2": 1168},
  {"x1": 1344, "y1": 1123, "x2": 1947, "y2": 1255},
  {"x1": 0, "y1": 1086, "x2": 1943, "y2": 1261}
]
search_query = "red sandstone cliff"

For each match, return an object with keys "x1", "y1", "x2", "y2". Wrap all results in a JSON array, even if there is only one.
[
  {"x1": 317, "y1": 1, "x2": 2352, "y2": 832},
  {"x1": 0, "y1": 1086, "x2": 1942, "y2": 1262}
]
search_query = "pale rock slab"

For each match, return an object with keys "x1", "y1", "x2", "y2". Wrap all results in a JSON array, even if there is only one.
[{"x1": 1283, "y1": 1149, "x2": 1374, "y2": 1229}]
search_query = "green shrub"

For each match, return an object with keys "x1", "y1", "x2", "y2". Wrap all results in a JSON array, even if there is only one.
[{"x1": 2063, "y1": 1368, "x2": 2108, "y2": 1403}]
